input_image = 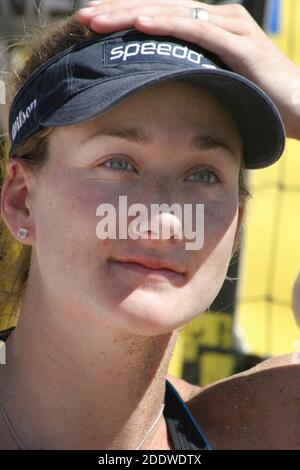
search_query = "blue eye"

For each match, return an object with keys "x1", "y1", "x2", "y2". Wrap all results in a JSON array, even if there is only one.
[
  {"x1": 186, "y1": 170, "x2": 219, "y2": 184},
  {"x1": 102, "y1": 157, "x2": 134, "y2": 171}
]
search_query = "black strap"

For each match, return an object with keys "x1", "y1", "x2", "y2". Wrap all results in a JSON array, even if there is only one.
[{"x1": 164, "y1": 379, "x2": 212, "y2": 450}]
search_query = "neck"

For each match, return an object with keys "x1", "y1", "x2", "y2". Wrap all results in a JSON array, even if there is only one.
[{"x1": 0, "y1": 281, "x2": 178, "y2": 450}]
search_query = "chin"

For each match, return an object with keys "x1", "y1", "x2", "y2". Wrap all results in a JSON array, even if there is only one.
[{"x1": 109, "y1": 298, "x2": 184, "y2": 334}]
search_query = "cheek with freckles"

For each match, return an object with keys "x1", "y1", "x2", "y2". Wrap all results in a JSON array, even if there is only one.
[
  {"x1": 181, "y1": 198, "x2": 240, "y2": 317},
  {"x1": 32, "y1": 168, "x2": 118, "y2": 306},
  {"x1": 189, "y1": 216, "x2": 238, "y2": 313}
]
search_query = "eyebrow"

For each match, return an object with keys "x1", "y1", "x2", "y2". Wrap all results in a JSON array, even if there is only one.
[{"x1": 80, "y1": 126, "x2": 239, "y2": 160}]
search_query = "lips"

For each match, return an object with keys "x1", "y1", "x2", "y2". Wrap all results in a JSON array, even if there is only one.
[{"x1": 112, "y1": 255, "x2": 184, "y2": 275}]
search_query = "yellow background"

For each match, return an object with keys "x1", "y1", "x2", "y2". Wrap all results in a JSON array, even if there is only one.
[{"x1": 169, "y1": 0, "x2": 300, "y2": 383}]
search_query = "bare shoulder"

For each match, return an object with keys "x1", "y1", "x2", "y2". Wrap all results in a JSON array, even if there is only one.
[
  {"x1": 232, "y1": 352, "x2": 300, "y2": 376},
  {"x1": 166, "y1": 374, "x2": 202, "y2": 402},
  {"x1": 186, "y1": 353, "x2": 300, "y2": 449}
]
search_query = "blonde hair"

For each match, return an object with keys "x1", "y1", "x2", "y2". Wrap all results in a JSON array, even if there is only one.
[{"x1": 0, "y1": 15, "x2": 251, "y2": 331}]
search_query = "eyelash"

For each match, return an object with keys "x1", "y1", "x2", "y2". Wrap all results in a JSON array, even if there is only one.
[
  {"x1": 102, "y1": 156, "x2": 135, "y2": 172},
  {"x1": 100, "y1": 156, "x2": 221, "y2": 184}
]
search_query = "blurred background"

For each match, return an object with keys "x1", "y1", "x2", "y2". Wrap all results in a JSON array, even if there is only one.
[{"x1": 0, "y1": 0, "x2": 299, "y2": 386}]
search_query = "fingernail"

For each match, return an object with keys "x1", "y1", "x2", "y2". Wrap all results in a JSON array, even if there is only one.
[
  {"x1": 137, "y1": 16, "x2": 153, "y2": 22},
  {"x1": 78, "y1": 7, "x2": 96, "y2": 14},
  {"x1": 94, "y1": 13, "x2": 110, "y2": 20}
]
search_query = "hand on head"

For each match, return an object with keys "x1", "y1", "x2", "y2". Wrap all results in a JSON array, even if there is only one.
[{"x1": 75, "y1": 0, "x2": 300, "y2": 140}]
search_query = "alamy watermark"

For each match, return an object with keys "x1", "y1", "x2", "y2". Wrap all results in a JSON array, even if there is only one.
[
  {"x1": 95, "y1": 196, "x2": 204, "y2": 250},
  {"x1": 0, "y1": 79, "x2": 5, "y2": 105},
  {"x1": 0, "y1": 340, "x2": 6, "y2": 365}
]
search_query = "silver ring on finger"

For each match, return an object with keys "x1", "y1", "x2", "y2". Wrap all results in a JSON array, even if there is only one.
[{"x1": 192, "y1": 7, "x2": 209, "y2": 21}]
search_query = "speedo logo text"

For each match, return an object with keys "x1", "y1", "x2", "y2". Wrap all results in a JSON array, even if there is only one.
[{"x1": 108, "y1": 41, "x2": 217, "y2": 68}]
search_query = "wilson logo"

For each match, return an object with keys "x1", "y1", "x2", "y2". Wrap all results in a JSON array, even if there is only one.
[{"x1": 11, "y1": 98, "x2": 37, "y2": 142}]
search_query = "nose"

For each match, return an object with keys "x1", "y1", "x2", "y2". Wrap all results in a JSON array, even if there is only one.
[{"x1": 129, "y1": 209, "x2": 183, "y2": 241}]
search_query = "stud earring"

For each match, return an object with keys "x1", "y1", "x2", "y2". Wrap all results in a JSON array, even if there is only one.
[{"x1": 17, "y1": 227, "x2": 28, "y2": 240}]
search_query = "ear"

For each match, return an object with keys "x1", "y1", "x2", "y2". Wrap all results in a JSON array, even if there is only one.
[
  {"x1": 231, "y1": 201, "x2": 246, "y2": 257},
  {"x1": 1, "y1": 159, "x2": 34, "y2": 245},
  {"x1": 237, "y1": 201, "x2": 246, "y2": 229}
]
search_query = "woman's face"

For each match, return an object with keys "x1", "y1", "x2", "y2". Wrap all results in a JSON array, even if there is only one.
[{"x1": 31, "y1": 80, "x2": 243, "y2": 336}]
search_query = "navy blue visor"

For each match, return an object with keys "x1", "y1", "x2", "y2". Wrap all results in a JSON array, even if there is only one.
[{"x1": 8, "y1": 27, "x2": 286, "y2": 169}]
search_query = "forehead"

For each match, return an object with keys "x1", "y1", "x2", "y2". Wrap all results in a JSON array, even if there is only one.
[
  {"x1": 49, "y1": 80, "x2": 242, "y2": 158},
  {"x1": 98, "y1": 79, "x2": 240, "y2": 123}
]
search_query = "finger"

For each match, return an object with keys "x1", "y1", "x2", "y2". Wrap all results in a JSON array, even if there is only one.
[
  {"x1": 80, "y1": 0, "x2": 249, "y2": 19},
  {"x1": 86, "y1": 7, "x2": 251, "y2": 37},
  {"x1": 133, "y1": 14, "x2": 247, "y2": 70}
]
